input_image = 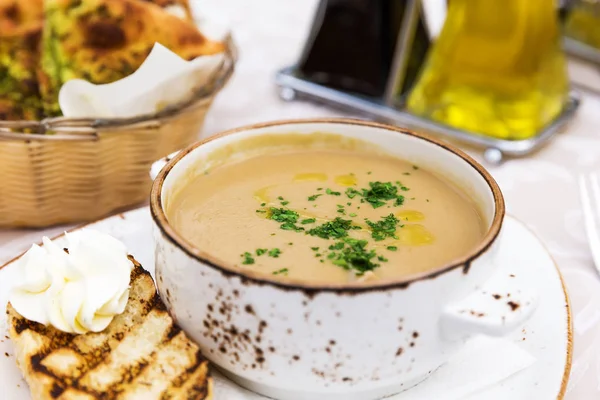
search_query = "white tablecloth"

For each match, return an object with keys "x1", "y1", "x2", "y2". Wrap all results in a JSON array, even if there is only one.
[{"x1": 1, "y1": 1, "x2": 599, "y2": 398}]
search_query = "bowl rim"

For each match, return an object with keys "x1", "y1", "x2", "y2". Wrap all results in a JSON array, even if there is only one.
[{"x1": 150, "y1": 118, "x2": 505, "y2": 293}]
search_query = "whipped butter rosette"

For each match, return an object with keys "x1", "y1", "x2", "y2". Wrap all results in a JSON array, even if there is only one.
[{"x1": 9, "y1": 229, "x2": 134, "y2": 334}]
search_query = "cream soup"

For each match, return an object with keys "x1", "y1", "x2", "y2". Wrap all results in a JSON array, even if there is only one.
[{"x1": 167, "y1": 150, "x2": 485, "y2": 284}]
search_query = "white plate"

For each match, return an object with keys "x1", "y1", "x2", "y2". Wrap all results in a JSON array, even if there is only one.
[{"x1": 0, "y1": 208, "x2": 571, "y2": 400}]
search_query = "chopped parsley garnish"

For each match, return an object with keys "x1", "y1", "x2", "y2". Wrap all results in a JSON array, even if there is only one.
[
  {"x1": 260, "y1": 202, "x2": 266, "y2": 206},
  {"x1": 288, "y1": 242, "x2": 293, "y2": 245},
  {"x1": 403, "y1": 172, "x2": 411, "y2": 176},
  {"x1": 307, "y1": 217, "x2": 358, "y2": 239},
  {"x1": 363, "y1": 181, "x2": 402, "y2": 208},
  {"x1": 256, "y1": 248, "x2": 268, "y2": 256},
  {"x1": 346, "y1": 202, "x2": 352, "y2": 206},
  {"x1": 387, "y1": 246, "x2": 398, "y2": 251},
  {"x1": 269, "y1": 207, "x2": 304, "y2": 231},
  {"x1": 281, "y1": 201, "x2": 290, "y2": 206},
  {"x1": 317, "y1": 187, "x2": 323, "y2": 191},
  {"x1": 367, "y1": 171, "x2": 372, "y2": 175},
  {"x1": 256, "y1": 210, "x2": 267, "y2": 213},
  {"x1": 349, "y1": 213, "x2": 357, "y2": 217},
  {"x1": 301, "y1": 218, "x2": 316, "y2": 224},
  {"x1": 308, "y1": 194, "x2": 322, "y2": 201},
  {"x1": 378, "y1": 255, "x2": 389, "y2": 262},
  {"x1": 337, "y1": 209, "x2": 346, "y2": 214},
  {"x1": 326, "y1": 188, "x2": 341, "y2": 196},
  {"x1": 277, "y1": 196, "x2": 284, "y2": 200},
  {"x1": 268, "y1": 248, "x2": 282, "y2": 258},
  {"x1": 273, "y1": 268, "x2": 289, "y2": 275},
  {"x1": 326, "y1": 238, "x2": 381, "y2": 274},
  {"x1": 344, "y1": 181, "x2": 408, "y2": 208},
  {"x1": 270, "y1": 207, "x2": 298, "y2": 223},
  {"x1": 366, "y1": 214, "x2": 400, "y2": 241},
  {"x1": 241, "y1": 252, "x2": 255, "y2": 265},
  {"x1": 311, "y1": 247, "x2": 319, "y2": 251},
  {"x1": 412, "y1": 165, "x2": 419, "y2": 170}
]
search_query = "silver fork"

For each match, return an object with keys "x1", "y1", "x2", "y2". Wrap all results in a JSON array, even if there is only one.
[{"x1": 579, "y1": 173, "x2": 600, "y2": 270}]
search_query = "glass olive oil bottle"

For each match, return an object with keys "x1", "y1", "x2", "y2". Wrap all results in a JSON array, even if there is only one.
[{"x1": 407, "y1": 0, "x2": 569, "y2": 140}]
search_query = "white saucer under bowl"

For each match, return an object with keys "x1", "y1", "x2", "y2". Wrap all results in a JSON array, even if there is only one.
[{"x1": 0, "y1": 208, "x2": 571, "y2": 400}]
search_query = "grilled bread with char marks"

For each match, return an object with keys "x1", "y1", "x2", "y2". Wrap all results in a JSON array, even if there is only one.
[{"x1": 7, "y1": 259, "x2": 212, "y2": 400}]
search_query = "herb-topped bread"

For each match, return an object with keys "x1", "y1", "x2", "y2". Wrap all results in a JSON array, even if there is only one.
[
  {"x1": 39, "y1": 0, "x2": 224, "y2": 116},
  {"x1": 7, "y1": 258, "x2": 212, "y2": 400},
  {"x1": 142, "y1": 0, "x2": 193, "y2": 20},
  {"x1": 0, "y1": 0, "x2": 44, "y2": 120}
]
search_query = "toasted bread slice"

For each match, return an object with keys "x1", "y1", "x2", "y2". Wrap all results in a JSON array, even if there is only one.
[
  {"x1": 39, "y1": 0, "x2": 224, "y2": 116},
  {"x1": 7, "y1": 259, "x2": 212, "y2": 400}
]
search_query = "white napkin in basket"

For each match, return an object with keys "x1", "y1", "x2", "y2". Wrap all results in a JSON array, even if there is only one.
[
  {"x1": 58, "y1": 43, "x2": 224, "y2": 119},
  {"x1": 213, "y1": 336, "x2": 535, "y2": 400}
]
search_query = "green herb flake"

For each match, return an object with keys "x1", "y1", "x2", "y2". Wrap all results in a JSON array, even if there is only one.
[
  {"x1": 256, "y1": 210, "x2": 266, "y2": 213},
  {"x1": 349, "y1": 213, "x2": 357, "y2": 217},
  {"x1": 288, "y1": 242, "x2": 293, "y2": 245},
  {"x1": 268, "y1": 248, "x2": 282, "y2": 258},
  {"x1": 308, "y1": 194, "x2": 323, "y2": 201},
  {"x1": 280, "y1": 222, "x2": 304, "y2": 231},
  {"x1": 325, "y1": 238, "x2": 380, "y2": 274},
  {"x1": 260, "y1": 202, "x2": 266, "y2": 206},
  {"x1": 301, "y1": 218, "x2": 316, "y2": 224},
  {"x1": 345, "y1": 188, "x2": 361, "y2": 199},
  {"x1": 326, "y1": 188, "x2": 341, "y2": 196},
  {"x1": 311, "y1": 247, "x2": 320, "y2": 251},
  {"x1": 307, "y1": 217, "x2": 356, "y2": 239},
  {"x1": 367, "y1": 171, "x2": 372, "y2": 175},
  {"x1": 269, "y1": 207, "x2": 304, "y2": 231},
  {"x1": 387, "y1": 246, "x2": 398, "y2": 251},
  {"x1": 378, "y1": 255, "x2": 389, "y2": 262},
  {"x1": 256, "y1": 248, "x2": 268, "y2": 256},
  {"x1": 241, "y1": 252, "x2": 255, "y2": 265},
  {"x1": 317, "y1": 187, "x2": 323, "y2": 191},
  {"x1": 273, "y1": 268, "x2": 289, "y2": 275},
  {"x1": 281, "y1": 201, "x2": 290, "y2": 206},
  {"x1": 412, "y1": 165, "x2": 419, "y2": 170},
  {"x1": 329, "y1": 242, "x2": 345, "y2": 250},
  {"x1": 277, "y1": 196, "x2": 284, "y2": 200},
  {"x1": 403, "y1": 172, "x2": 411, "y2": 176},
  {"x1": 366, "y1": 214, "x2": 400, "y2": 241}
]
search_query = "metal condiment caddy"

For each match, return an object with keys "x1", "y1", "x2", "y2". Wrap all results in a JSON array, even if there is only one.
[{"x1": 275, "y1": 0, "x2": 580, "y2": 164}]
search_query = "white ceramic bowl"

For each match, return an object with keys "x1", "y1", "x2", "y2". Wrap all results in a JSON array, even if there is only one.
[{"x1": 150, "y1": 119, "x2": 537, "y2": 400}]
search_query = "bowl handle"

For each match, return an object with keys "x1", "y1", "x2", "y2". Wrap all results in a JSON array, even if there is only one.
[
  {"x1": 149, "y1": 151, "x2": 180, "y2": 181},
  {"x1": 441, "y1": 272, "x2": 538, "y2": 338}
]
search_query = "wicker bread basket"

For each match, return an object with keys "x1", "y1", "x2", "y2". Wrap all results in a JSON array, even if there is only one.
[{"x1": 0, "y1": 38, "x2": 236, "y2": 228}]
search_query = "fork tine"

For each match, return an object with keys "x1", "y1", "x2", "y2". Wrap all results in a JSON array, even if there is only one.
[
  {"x1": 591, "y1": 173, "x2": 600, "y2": 211},
  {"x1": 579, "y1": 174, "x2": 600, "y2": 272}
]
